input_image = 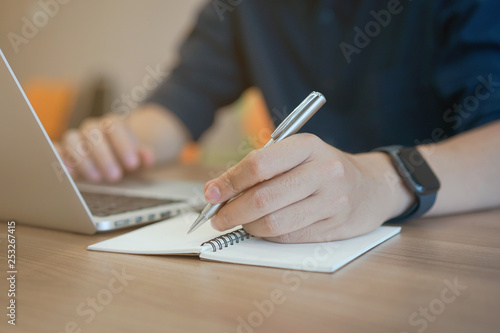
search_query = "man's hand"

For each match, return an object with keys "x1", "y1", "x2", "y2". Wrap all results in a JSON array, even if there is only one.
[
  {"x1": 57, "y1": 114, "x2": 153, "y2": 182},
  {"x1": 56, "y1": 104, "x2": 190, "y2": 182},
  {"x1": 205, "y1": 133, "x2": 414, "y2": 243}
]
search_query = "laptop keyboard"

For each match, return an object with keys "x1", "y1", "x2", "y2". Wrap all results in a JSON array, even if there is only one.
[{"x1": 80, "y1": 192, "x2": 183, "y2": 217}]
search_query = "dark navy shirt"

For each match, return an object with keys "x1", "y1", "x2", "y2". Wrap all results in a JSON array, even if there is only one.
[{"x1": 146, "y1": 0, "x2": 500, "y2": 153}]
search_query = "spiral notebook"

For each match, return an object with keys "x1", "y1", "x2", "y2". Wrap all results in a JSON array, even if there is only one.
[{"x1": 88, "y1": 212, "x2": 401, "y2": 273}]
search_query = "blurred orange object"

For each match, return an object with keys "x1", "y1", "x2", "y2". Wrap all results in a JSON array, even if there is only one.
[
  {"x1": 180, "y1": 141, "x2": 202, "y2": 165},
  {"x1": 180, "y1": 87, "x2": 273, "y2": 165},
  {"x1": 24, "y1": 79, "x2": 74, "y2": 141},
  {"x1": 240, "y1": 87, "x2": 274, "y2": 149}
]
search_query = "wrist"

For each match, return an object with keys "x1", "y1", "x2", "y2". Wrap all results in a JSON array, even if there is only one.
[
  {"x1": 355, "y1": 152, "x2": 416, "y2": 222},
  {"x1": 127, "y1": 104, "x2": 191, "y2": 164}
]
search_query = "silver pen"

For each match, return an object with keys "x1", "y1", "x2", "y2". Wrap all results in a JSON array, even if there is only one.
[{"x1": 187, "y1": 91, "x2": 326, "y2": 234}]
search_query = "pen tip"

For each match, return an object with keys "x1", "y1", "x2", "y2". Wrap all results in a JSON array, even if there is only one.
[{"x1": 187, "y1": 215, "x2": 208, "y2": 235}]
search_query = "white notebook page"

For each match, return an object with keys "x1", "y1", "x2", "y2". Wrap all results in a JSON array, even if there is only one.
[
  {"x1": 200, "y1": 226, "x2": 401, "y2": 273},
  {"x1": 88, "y1": 212, "x2": 227, "y2": 255}
]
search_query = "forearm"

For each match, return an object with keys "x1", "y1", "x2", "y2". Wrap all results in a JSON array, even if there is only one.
[
  {"x1": 419, "y1": 120, "x2": 500, "y2": 216},
  {"x1": 125, "y1": 104, "x2": 191, "y2": 165},
  {"x1": 359, "y1": 120, "x2": 500, "y2": 224}
]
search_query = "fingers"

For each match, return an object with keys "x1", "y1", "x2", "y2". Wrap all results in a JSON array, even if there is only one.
[
  {"x1": 241, "y1": 193, "x2": 332, "y2": 237},
  {"x1": 210, "y1": 162, "x2": 320, "y2": 231},
  {"x1": 264, "y1": 219, "x2": 347, "y2": 244},
  {"x1": 62, "y1": 129, "x2": 103, "y2": 182},
  {"x1": 80, "y1": 119, "x2": 122, "y2": 182},
  {"x1": 205, "y1": 133, "x2": 318, "y2": 204},
  {"x1": 103, "y1": 115, "x2": 157, "y2": 171},
  {"x1": 103, "y1": 115, "x2": 140, "y2": 171},
  {"x1": 138, "y1": 146, "x2": 155, "y2": 168},
  {"x1": 60, "y1": 115, "x2": 147, "y2": 182},
  {"x1": 263, "y1": 215, "x2": 376, "y2": 244}
]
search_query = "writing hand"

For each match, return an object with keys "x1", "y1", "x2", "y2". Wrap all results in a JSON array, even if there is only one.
[{"x1": 205, "y1": 133, "x2": 414, "y2": 243}]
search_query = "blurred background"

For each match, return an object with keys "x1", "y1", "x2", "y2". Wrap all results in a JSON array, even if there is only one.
[{"x1": 0, "y1": 0, "x2": 271, "y2": 166}]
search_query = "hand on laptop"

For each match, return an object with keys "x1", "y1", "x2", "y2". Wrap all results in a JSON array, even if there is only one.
[{"x1": 56, "y1": 104, "x2": 190, "y2": 182}]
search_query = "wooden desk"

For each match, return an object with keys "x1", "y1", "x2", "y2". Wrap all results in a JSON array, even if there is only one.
[{"x1": 1, "y1": 165, "x2": 499, "y2": 333}]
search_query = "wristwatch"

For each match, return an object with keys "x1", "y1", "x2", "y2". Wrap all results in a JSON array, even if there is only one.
[{"x1": 374, "y1": 146, "x2": 440, "y2": 223}]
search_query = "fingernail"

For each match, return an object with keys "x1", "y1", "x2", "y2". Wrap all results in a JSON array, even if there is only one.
[
  {"x1": 139, "y1": 147, "x2": 155, "y2": 168},
  {"x1": 124, "y1": 151, "x2": 139, "y2": 169},
  {"x1": 205, "y1": 184, "x2": 221, "y2": 202},
  {"x1": 107, "y1": 164, "x2": 122, "y2": 181},
  {"x1": 204, "y1": 179, "x2": 215, "y2": 192},
  {"x1": 88, "y1": 166, "x2": 101, "y2": 182}
]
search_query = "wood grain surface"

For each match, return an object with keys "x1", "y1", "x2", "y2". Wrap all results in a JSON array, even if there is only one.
[{"x1": 1, "y1": 164, "x2": 499, "y2": 333}]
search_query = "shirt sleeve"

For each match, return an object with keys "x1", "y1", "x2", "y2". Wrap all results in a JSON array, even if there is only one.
[
  {"x1": 145, "y1": 3, "x2": 250, "y2": 140},
  {"x1": 433, "y1": 0, "x2": 500, "y2": 133}
]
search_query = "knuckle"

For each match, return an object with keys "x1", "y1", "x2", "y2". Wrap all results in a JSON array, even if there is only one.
[
  {"x1": 100, "y1": 114, "x2": 121, "y2": 133},
  {"x1": 261, "y1": 213, "x2": 280, "y2": 236},
  {"x1": 327, "y1": 219, "x2": 349, "y2": 240},
  {"x1": 294, "y1": 228, "x2": 313, "y2": 243},
  {"x1": 252, "y1": 187, "x2": 274, "y2": 211},
  {"x1": 81, "y1": 128, "x2": 103, "y2": 144},
  {"x1": 103, "y1": 113, "x2": 120, "y2": 122},
  {"x1": 301, "y1": 133, "x2": 322, "y2": 146},
  {"x1": 220, "y1": 173, "x2": 237, "y2": 194},
  {"x1": 322, "y1": 159, "x2": 346, "y2": 178},
  {"x1": 80, "y1": 117, "x2": 99, "y2": 131},
  {"x1": 337, "y1": 194, "x2": 352, "y2": 215},
  {"x1": 62, "y1": 129, "x2": 80, "y2": 143},
  {"x1": 292, "y1": 205, "x2": 308, "y2": 225},
  {"x1": 246, "y1": 150, "x2": 266, "y2": 181},
  {"x1": 336, "y1": 194, "x2": 350, "y2": 208},
  {"x1": 274, "y1": 233, "x2": 291, "y2": 244},
  {"x1": 298, "y1": 133, "x2": 326, "y2": 159}
]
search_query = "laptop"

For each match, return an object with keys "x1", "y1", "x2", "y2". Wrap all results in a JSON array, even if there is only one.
[{"x1": 0, "y1": 49, "x2": 203, "y2": 234}]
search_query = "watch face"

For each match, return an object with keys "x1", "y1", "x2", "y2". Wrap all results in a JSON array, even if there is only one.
[{"x1": 398, "y1": 148, "x2": 440, "y2": 195}]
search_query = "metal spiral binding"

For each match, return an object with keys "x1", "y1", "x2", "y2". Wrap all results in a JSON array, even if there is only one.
[{"x1": 201, "y1": 229, "x2": 251, "y2": 252}]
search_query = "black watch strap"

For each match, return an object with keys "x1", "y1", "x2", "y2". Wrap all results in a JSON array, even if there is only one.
[
  {"x1": 385, "y1": 190, "x2": 437, "y2": 223},
  {"x1": 374, "y1": 145, "x2": 440, "y2": 223}
]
